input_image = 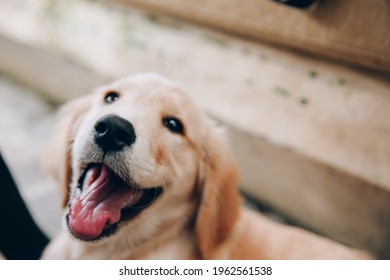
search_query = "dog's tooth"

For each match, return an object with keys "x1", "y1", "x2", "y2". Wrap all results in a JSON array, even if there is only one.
[
  {"x1": 83, "y1": 166, "x2": 101, "y2": 189},
  {"x1": 83, "y1": 171, "x2": 93, "y2": 188}
]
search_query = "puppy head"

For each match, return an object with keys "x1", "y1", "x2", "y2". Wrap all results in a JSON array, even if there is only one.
[{"x1": 47, "y1": 73, "x2": 240, "y2": 257}]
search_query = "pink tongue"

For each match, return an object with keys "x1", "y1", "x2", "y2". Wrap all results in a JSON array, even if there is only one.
[{"x1": 69, "y1": 165, "x2": 143, "y2": 240}]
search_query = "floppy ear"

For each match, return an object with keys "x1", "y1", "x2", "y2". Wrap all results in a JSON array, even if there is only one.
[
  {"x1": 43, "y1": 96, "x2": 91, "y2": 208},
  {"x1": 195, "y1": 121, "x2": 242, "y2": 259}
]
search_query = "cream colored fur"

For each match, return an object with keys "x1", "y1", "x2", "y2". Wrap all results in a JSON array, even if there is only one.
[{"x1": 42, "y1": 74, "x2": 372, "y2": 260}]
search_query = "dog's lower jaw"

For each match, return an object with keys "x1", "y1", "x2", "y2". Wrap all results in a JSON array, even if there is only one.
[
  {"x1": 67, "y1": 163, "x2": 164, "y2": 241},
  {"x1": 43, "y1": 225, "x2": 200, "y2": 260},
  {"x1": 107, "y1": 207, "x2": 199, "y2": 259}
]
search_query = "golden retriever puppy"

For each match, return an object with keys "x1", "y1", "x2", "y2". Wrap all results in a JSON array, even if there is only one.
[{"x1": 42, "y1": 73, "x2": 371, "y2": 259}]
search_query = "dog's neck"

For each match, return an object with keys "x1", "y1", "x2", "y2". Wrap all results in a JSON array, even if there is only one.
[{"x1": 127, "y1": 227, "x2": 200, "y2": 260}]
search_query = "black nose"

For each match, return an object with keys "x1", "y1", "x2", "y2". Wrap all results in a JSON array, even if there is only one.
[{"x1": 93, "y1": 114, "x2": 136, "y2": 153}]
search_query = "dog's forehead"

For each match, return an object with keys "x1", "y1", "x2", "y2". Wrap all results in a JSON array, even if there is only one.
[
  {"x1": 117, "y1": 75, "x2": 183, "y2": 97},
  {"x1": 108, "y1": 75, "x2": 199, "y2": 115}
]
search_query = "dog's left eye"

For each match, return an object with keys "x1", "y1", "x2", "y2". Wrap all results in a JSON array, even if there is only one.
[
  {"x1": 163, "y1": 117, "x2": 184, "y2": 135},
  {"x1": 104, "y1": 91, "x2": 120, "y2": 104}
]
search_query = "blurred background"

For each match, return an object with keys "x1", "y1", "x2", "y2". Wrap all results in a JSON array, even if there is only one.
[{"x1": 0, "y1": 0, "x2": 389, "y2": 259}]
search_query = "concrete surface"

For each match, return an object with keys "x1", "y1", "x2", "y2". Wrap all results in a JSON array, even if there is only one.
[{"x1": 0, "y1": 75, "x2": 61, "y2": 239}]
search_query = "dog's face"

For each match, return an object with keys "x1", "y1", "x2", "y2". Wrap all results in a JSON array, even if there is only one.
[{"x1": 46, "y1": 74, "x2": 240, "y2": 258}]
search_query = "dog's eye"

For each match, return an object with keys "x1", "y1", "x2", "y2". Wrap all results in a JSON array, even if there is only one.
[
  {"x1": 104, "y1": 91, "x2": 120, "y2": 104},
  {"x1": 163, "y1": 117, "x2": 184, "y2": 135}
]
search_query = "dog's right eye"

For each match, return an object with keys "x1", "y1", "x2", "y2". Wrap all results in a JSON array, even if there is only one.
[
  {"x1": 163, "y1": 117, "x2": 184, "y2": 135},
  {"x1": 104, "y1": 91, "x2": 120, "y2": 104}
]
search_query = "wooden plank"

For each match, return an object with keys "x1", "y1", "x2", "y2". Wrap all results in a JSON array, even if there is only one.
[{"x1": 122, "y1": 0, "x2": 390, "y2": 74}]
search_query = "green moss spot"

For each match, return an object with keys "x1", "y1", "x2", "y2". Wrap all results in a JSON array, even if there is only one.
[
  {"x1": 309, "y1": 70, "x2": 318, "y2": 78},
  {"x1": 273, "y1": 86, "x2": 290, "y2": 97},
  {"x1": 259, "y1": 54, "x2": 268, "y2": 62},
  {"x1": 338, "y1": 78, "x2": 346, "y2": 85},
  {"x1": 203, "y1": 34, "x2": 229, "y2": 48},
  {"x1": 145, "y1": 14, "x2": 182, "y2": 30},
  {"x1": 299, "y1": 97, "x2": 309, "y2": 106}
]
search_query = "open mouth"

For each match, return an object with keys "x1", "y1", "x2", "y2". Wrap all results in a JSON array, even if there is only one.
[{"x1": 66, "y1": 163, "x2": 162, "y2": 241}]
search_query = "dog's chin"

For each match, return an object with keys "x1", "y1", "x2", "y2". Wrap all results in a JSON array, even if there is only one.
[{"x1": 65, "y1": 163, "x2": 163, "y2": 242}]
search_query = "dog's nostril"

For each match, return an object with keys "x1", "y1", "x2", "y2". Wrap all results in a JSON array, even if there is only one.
[
  {"x1": 94, "y1": 122, "x2": 107, "y2": 134},
  {"x1": 93, "y1": 114, "x2": 136, "y2": 152}
]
